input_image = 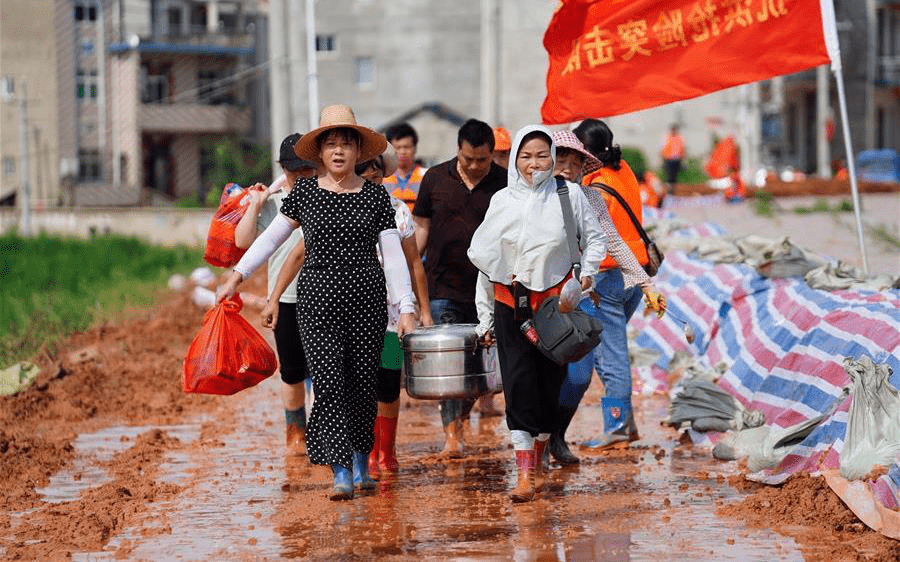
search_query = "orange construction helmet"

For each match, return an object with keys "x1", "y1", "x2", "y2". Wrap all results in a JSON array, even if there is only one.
[{"x1": 493, "y1": 127, "x2": 512, "y2": 151}]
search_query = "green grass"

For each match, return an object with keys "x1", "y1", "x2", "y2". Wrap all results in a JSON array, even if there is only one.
[
  {"x1": 0, "y1": 232, "x2": 204, "y2": 366},
  {"x1": 752, "y1": 191, "x2": 775, "y2": 217},
  {"x1": 870, "y1": 224, "x2": 900, "y2": 250},
  {"x1": 792, "y1": 198, "x2": 854, "y2": 215}
]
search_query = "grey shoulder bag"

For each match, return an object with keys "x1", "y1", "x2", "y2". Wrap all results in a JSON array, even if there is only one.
[{"x1": 532, "y1": 178, "x2": 603, "y2": 365}]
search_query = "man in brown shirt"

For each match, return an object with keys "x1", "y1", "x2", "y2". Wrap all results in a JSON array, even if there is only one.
[{"x1": 413, "y1": 118, "x2": 507, "y2": 457}]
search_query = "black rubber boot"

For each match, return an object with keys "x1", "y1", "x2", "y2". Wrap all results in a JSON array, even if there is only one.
[{"x1": 549, "y1": 405, "x2": 580, "y2": 465}]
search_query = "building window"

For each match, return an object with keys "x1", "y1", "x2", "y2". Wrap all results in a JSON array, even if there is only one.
[
  {"x1": 167, "y1": 7, "x2": 183, "y2": 33},
  {"x1": 75, "y1": 0, "x2": 97, "y2": 21},
  {"x1": 198, "y1": 69, "x2": 235, "y2": 105},
  {"x1": 190, "y1": 2, "x2": 208, "y2": 32},
  {"x1": 355, "y1": 57, "x2": 374, "y2": 87},
  {"x1": 141, "y1": 63, "x2": 171, "y2": 103},
  {"x1": 78, "y1": 150, "x2": 101, "y2": 180},
  {"x1": 3, "y1": 157, "x2": 14, "y2": 176},
  {"x1": 316, "y1": 34, "x2": 336, "y2": 52},
  {"x1": 76, "y1": 70, "x2": 98, "y2": 100}
]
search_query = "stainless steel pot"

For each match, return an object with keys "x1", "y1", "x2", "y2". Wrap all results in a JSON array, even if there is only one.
[{"x1": 401, "y1": 323, "x2": 502, "y2": 400}]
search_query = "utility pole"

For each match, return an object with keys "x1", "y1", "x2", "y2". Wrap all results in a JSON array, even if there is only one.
[
  {"x1": 305, "y1": 0, "x2": 319, "y2": 130},
  {"x1": 480, "y1": 0, "x2": 500, "y2": 125},
  {"x1": 288, "y1": 0, "x2": 305, "y2": 132},
  {"x1": 18, "y1": 83, "x2": 32, "y2": 238},
  {"x1": 96, "y1": 0, "x2": 108, "y2": 182},
  {"x1": 269, "y1": 0, "x2": 291, "y2": 176},
  {"x1": 816, "y1": 65, "x2": 831, "y2": 178}
]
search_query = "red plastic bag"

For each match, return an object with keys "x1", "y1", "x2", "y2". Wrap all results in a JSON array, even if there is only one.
[
  {"x1": 182, "y1": 294, "x2": 277, "y2": 395},
  {"x1": 204, "y1": 183, "x2": 255, "y2": 268}
]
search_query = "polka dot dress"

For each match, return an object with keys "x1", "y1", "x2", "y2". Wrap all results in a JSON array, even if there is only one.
[{"x1": 280, "y1": 176, "x2": 396, "y2": 468}]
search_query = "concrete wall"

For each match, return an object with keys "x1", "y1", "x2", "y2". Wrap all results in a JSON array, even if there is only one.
[{"x1": 0, "y1": 207, "x2": 214, "y2": 247}]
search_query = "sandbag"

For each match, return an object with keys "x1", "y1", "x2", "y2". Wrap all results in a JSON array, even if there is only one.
[
  {"x1": 667, "y1": 378, "x2": 765, "y2": 432},
  {"x1": 840, "y1": 356, "x2": 900, "y2": 480},
  {"x1": 804, "y1": 262, "x2": 898, "y2": 293},
  {"x1": 182, "y1": 294, "x2": 277, "y2": 395}
]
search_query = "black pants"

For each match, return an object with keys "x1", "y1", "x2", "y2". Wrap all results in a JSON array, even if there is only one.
[
  {"x1": 376, "y1": 367, "x2": 402, "y2": 403},
  {"x1": 664, "y1": 158, "x2": 682, "y2": 187},
  {"x1": 494, "y1": 301, "x2": 566, "y2": 436},
  {"x1": 273, "y1": 301, "x2": 309, "y2": 384}
]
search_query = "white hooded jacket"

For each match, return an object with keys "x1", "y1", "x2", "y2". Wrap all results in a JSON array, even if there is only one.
[{"x1": 467, "y1": 125, "x2": 608, "y2": 335}]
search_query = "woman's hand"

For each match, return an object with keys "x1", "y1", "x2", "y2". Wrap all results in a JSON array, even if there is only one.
[
  {"x1": 215, "y1": 271, "x2": 243, "y2": 305},
  {"x1": 260, "y1": 299, "x2": 279, "y2": 329},
  {"x1": 247, "y1": 183, "x2": 271, "y2": 207},
  {"x1": 580, "y1": 276, "x2": 593, "y2": 291},
  {"x1": 396, "y1": 313, "x2": 417, "y2": 338},
  {"x1": 642, "y1": 286, "x2": 667, "y2": 319}
]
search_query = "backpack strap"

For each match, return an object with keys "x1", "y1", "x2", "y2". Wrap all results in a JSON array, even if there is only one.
[
  {"x1": 555, "y1": 176, "x2": 581, "y2": 281},
  {"x1": 591, "y1": 182, "x2": 653, "y2": 248}
]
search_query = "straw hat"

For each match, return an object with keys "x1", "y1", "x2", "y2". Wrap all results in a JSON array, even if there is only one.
[{"x1": 294, "y1": 104, "x2": 387, "y2": 163}]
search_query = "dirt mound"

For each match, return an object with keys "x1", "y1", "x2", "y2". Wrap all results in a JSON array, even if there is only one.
[
  {"x1": 0, "y1": 269, "x2": 267, "y2": 517},
  {"x1": 720, "y1": 473, "x2": 900, "y2": 561},
  {"x1": 673, "y1": 178, "x2": 900, "y2": 198},
  {"x1": 6, "y1": 428, "x2": 184, "y2": 560}
]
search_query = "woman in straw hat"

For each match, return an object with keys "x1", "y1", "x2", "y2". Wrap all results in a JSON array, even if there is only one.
[{"x1": 218, "y1": 105, "x2": 417, "y2": 500}]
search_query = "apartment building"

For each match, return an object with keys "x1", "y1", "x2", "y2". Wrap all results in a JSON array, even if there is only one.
[{"x1": 0, "y1": 0, "x2": 61, "y2": 207}]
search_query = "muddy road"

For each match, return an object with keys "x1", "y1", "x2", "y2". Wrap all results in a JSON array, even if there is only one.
[{"x1": 2, "y1": 277, "x2": 898, "y2": 561}]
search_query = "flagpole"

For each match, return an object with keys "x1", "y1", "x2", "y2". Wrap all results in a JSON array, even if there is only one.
[
  {"x1": 818, "y1": 0, "x2": 869, "y2": 273},
  {"x1": 833, "y1": 67, "x2": 870, "y2": 274}
]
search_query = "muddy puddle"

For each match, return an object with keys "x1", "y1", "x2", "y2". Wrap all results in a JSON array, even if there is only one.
[{"x1": 39, "y1": 374, "x2": 808, "y2": 561}]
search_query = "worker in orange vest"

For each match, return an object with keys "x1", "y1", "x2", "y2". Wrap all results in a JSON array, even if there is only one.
[
  {"x1": 661, "y1": 124, "x2": 685, "y2": 194},
  {"x1": 705, "y1": 135, "x2": 746, "y2": 202},
  {"x1": 550, "y1": 119, "x2": 666, "y2": 461},
  {"x1": 630, "y1": 162, "x2": 662, "y2": 209},
  {"x1": 383, "y1": 122, "x2": 428, "y2": 212}
]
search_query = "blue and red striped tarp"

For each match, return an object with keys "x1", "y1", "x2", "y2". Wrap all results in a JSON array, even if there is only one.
[{"x1": 628, "y1": 217, "x2": 900, "y2": 499}]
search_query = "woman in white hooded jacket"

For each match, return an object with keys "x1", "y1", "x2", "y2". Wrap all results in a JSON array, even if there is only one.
[{"x1": 467, "y1": 125, "x2": 607, "y2": 502}]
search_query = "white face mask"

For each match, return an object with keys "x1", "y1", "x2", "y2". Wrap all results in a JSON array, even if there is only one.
[{"x1": 530, "y1": 167, "x2": 553, "y2": 186}]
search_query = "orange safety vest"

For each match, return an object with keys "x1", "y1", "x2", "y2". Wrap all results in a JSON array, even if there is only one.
[
  {"x1": 639, "y1": 171, "x2": 660, "y2": 209},
  {"x1": 383, "y1": 164, "x2": 428, "y2": 212},
  {"x1": 661, "y1": 134, "x2": 685, "y2": 160},
  {"x1": 582, "y1": 160, "x2": 649, "y2": 269}
]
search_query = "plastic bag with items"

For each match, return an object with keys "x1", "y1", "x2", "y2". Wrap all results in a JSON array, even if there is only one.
[
  {"x1": 204, "y1": 183, "x2": 253, "y2": 268},
  {"x1": 182, "y1": 294, "x2": 277, "y2": 395}
]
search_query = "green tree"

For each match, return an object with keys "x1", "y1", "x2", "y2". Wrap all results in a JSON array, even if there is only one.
[{"x1": 197, "y1": 137, "x2": 273, "y2": 205}]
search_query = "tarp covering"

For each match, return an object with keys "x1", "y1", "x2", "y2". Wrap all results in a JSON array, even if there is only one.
[{"x1": 629, "y1": 208, "x2": 900, "y2": 532}]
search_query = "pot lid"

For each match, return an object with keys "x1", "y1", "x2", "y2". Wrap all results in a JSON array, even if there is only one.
[{"x1": 401, "y1": 323, "x2": 479, "y2": 351}]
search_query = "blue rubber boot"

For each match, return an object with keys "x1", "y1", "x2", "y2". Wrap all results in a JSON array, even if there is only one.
[
  {"x1": 330, "y1": 464, "x2": 353, "y2": 500},
  {"x1": 352, "y1": 451, "x2": 376, "y2": 491},
  {"x1": 581, "y1": 397, "x2": 639, "y2": 450}
]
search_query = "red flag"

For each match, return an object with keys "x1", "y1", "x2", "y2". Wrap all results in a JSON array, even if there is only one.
[{"x1": 542, "y1": 0, "x2": 837, "y2": 124}]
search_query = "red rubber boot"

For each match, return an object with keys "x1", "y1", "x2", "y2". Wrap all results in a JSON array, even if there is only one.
[
  {"x1": 377, "y1": 415, "x2": 399, "y2": 474},
  {"x1": 368, "y1": 416, "x2": 382, "y2": 481}
]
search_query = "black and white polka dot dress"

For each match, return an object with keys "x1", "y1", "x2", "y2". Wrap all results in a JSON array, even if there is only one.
[{"x1": 279, "y1": 176, "x2": 396, "y2": 468}]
